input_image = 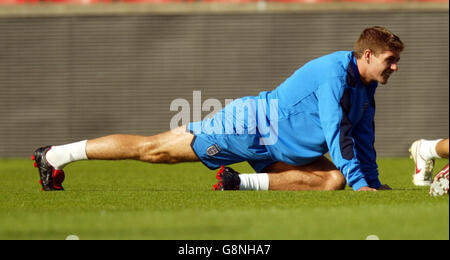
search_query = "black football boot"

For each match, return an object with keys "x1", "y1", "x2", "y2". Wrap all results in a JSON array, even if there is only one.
[
  {"x1": 32, "y1": 146, "x2": 65, "y2": 191},
  {"x1": 213, "y1": 166, "x2": 241, "y2": 191}
]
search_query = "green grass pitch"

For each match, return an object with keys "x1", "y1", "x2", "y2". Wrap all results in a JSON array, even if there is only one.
[{"x1": 0, "y1": 157, "x2": 448, "y2": 240}]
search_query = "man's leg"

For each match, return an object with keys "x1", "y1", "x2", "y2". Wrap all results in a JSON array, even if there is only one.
[
  {"x1": 215, "y1": 156, "x2": 346, "y2": 191},
  {"x1": 410, "y1": 138, "x2": 449, "y2": 186},
  {"x1": 264, "y1": 156, "x2": 346, "y2": 191},
  {"x1": 436, "y1": 138, "x2": 449, "y2": 159},
  {"x1": 33, "y1": 126, "x2": 199, "y2": 191},
  {"x1": 84, "y1": 126, "x2": 198, "y2": 164}
]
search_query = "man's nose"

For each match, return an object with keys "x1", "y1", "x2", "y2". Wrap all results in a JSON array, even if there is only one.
[{"x1": 391, "y1": 63, "x2": 398, "y2": 71}]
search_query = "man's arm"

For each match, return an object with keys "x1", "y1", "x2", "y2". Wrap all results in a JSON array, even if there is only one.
[
  {"x1": 316, "y1": 78, "x2": 370, "y2": 191},
  {"x1": 352, "y1": 88, "x2": 383, "y2": 190}
]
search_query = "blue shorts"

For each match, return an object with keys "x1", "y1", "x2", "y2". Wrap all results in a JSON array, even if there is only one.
[{"x1": 187, "y1": 120, "x2": 276, "y2": 173}]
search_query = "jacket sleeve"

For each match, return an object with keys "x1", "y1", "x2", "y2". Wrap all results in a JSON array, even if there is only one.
[
  {"x1": 316, "y1": 77, "x2": 370, "y2": 191},
  {"x1": 352, "y1": 89, "x2": 381, "y2": 189}
]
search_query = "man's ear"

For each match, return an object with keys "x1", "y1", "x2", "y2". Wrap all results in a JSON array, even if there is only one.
[{"x1": 363, "y1": 49, "x2": 372, "y2": 64}]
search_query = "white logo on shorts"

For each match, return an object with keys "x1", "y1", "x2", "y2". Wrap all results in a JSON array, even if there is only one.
[{"x1": 206, "y1": 144, "x2": 221, "y2": 156}]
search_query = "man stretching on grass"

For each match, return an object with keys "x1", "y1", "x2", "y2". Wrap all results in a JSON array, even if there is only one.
[{"x1": 33, "y1": 26, "x2": 403, "y2": 192}]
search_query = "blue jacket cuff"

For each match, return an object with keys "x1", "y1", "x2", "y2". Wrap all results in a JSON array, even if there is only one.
[{"x1": 367, "y1": 178, "x2": 382, "y2": 189}]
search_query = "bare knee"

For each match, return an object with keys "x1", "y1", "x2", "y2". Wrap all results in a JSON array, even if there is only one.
[
  {"x1": 322, "y1": 171, "x2": 346, "y2": 190},
  {"x1": 136, "y1": 130, "x2": 197, "y2": 164},
  {"x1": 140, "y1": 147, "x2": 179, "y2": 164},
  {"x1": 136, "y1": 136, "x2": 171, "y2": 163},
  {"x1": 146, "y1": 151, "x2": 177, "y2": 163}
]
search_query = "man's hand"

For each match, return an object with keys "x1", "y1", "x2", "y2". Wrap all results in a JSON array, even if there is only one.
[
  {"x1": 357, "y1": 186, "x2": 377, "y2": 191},
  {"x1": 377, "y1": 184, "x2": 392, "y2": 190},
  {"x1": 357, "y1": 184, "x2": 392, "y2": 191}
]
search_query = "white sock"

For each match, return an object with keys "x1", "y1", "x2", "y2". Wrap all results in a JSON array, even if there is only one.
[
  {"x1": 45, "y1": 140, "x2": 88, "y2": 169},
  {"x1": 420, "y1": 139, "x2": 443, "y2": 161},
  {"x1": 239, "y1": 173, "x2": 270, "y2": 191}
]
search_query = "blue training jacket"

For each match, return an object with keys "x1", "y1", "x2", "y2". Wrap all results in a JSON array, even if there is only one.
[{"x1": 260, "y1": 51, "x2": 381, "y2": 191}]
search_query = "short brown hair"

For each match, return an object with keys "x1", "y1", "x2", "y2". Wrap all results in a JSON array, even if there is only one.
[{"x1": 354, "y1": 26, "x2": 404, "y2": 58}]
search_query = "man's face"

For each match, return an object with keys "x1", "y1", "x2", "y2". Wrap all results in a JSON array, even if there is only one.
[{"x1": 368, "y1": 50, "x2": 401, "y2": 84}]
